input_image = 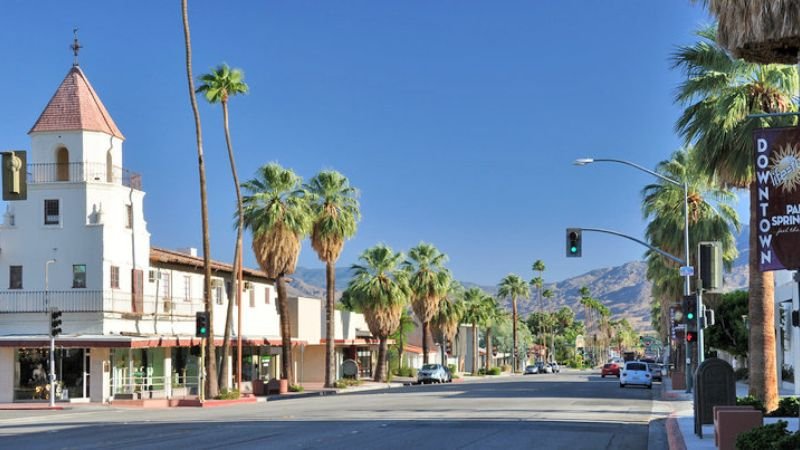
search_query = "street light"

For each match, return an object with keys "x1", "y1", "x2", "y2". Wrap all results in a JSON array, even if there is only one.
[{"x1": 575, "y1": 157, "x2": 695, "y2": 387}]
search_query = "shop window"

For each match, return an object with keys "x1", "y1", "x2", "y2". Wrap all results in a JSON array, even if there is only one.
[{"x1": 9, "y1": 265, "x2": 22, "y2": 289}]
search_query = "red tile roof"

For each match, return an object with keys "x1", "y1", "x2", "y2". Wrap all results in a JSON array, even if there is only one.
[
  {"x1": 150, "y1": 246, "x2": 273, "y2": 282},
  {"x1": 29, "y1": 66, "x2": 124, "y2": 139}
]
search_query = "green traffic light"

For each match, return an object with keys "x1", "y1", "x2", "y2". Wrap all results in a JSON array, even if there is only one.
[
  {"x1": 570, "y1": 246, "x2": 577, "y2": 253},
  {"x1": 687, "y1": 312, "x2": 694, "y2": 320}
]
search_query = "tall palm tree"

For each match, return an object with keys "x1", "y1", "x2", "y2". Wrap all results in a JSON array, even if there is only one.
[
  {"x1": 531, "y1": 260, "x2": 546, "y2": 361},
  {"x1": 403, "y1": 243, "x2": 450, "y2": 364},
  {"x1": 431, "y1": 280, "x2": 465, "y2": 366},
  {"x1": 497, "y1": 274, "x2": 530, "y2": 372},
  {"x1": 578, "y1": 286, "x2": 595, "y2": 364},
  {"x1": 196, "y1": 64, "x2": 249, "y2": 390},
  {"x1": 483, "y1": 296, "x2": 503, "y2": 370},
  {"x1": 542, "y1": 288, "x2": 555, "y2": 361},
  {"x1": 642, "y1": 147, "x2": 740, "y2": 343},
  {"x1": 391, "y1": 309, "x2": 417, "y2": 372},
  {"x1": 672, "y1": 25, "x2": 793, "y2": 407},
  {"x1": 305, "y1": 170, "x2": 360, "y2": 388},
  {"x1": 181, "y1": 0, "x2": 218, "y2": 399},
  {"x1": 463, "y1": 287, "x2": 489, "y2": 373},
  {"x1": 242, "y1": 163, "x2": 312, "y2": 385},
  {"x1": 345, "y1": 244, "x2": 409, "y2": 382}
]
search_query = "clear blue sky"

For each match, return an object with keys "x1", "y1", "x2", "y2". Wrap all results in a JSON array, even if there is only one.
[{"x1": 0, "y1": 1, "x2": 736, "y2": 285}]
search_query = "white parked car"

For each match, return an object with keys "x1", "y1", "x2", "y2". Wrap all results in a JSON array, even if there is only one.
[{"x1": 620, "y1": 361, "x2": 652, "y2": 389}]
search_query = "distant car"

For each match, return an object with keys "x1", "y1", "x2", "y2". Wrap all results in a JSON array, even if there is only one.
[
  {"x1": 620, "y1": 361, "x2": 652, "y2": 389},
  {"x1": 536, "y1": 362, "x2": 553, "y2": 374},
  {"x1": 649, "y1": 363, "x2": 663, "y2": 382},
  {"x1": 524, "y1": 365, "x2": 539, "y2": 375},
  {"x1": 549, "y1": 362, "x2": 560, "y2": 373},
  {"x1": 417, "y1": 364, "x2": 447, "y2": 384},
  {"x1": 601, "y1": 363, "x2": 620, "y2": 378}
]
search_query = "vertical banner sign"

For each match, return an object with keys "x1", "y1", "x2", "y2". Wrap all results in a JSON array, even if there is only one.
[{"x1": 754, "y1": 127, "x2": 800, "y2": 271}]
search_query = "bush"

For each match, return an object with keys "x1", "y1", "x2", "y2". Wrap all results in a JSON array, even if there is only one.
[
  {"x1": 391, "y1": 367, "x2": 418, "y2": 378},
  {"x1": 736, "y1": 395, "x2": 766, "y2": 413},
  {"x1": 334, "y1": 378, "x2": 363, "y2": 389},
  {"x1": 216, "y1": 388, "x2": 240, "y2": 400},
  {"x1": 769, "y1": 397, "x2": 800, "y2": 417},
  {"x1": 500, "y1": 364, "x2": 512, "y2": 373},
  {"x1": 735, "y1": 421, "x2": 791, "y2": 450},
  {"x1": 448, "y1": 364, "x2": 457, "y2": 375},
  {"x1": 288, "y1": 384, "x2": 304, "y2": 393},
  {"x1": 487, "y1": 367, "x2": 501, "y2": 376},
  {"x1": 734, "y1": 367, "x2": 749, "y2": 381},
  {"x1": 477, "y1": 368, "x2": 486, "y2": 375}
]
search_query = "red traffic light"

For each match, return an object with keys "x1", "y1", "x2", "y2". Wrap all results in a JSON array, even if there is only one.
[{"x1": 686, "y1": 331, "x2": 698, "y2": 342}]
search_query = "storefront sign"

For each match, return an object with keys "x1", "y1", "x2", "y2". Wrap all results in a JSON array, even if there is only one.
[{"x1": 754, "y1": 127, "x2": 800, "y2": 271}]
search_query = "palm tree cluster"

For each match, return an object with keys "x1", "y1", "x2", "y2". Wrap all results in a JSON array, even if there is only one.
[{"x1": 668, "y1": 23, "x2": 797, "y2": 411}]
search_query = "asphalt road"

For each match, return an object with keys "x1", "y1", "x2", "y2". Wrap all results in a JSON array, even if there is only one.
[{"x1": 0, "y1": 370, "x2": 671, "y2": 449}]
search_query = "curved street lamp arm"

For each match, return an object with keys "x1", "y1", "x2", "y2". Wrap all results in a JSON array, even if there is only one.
[
  {"x1": 589, "y1": 158, "x2": 682, "y2": 187},
  {"x1": 579, "y1": 227, "x2": 686, "y2": 266}
]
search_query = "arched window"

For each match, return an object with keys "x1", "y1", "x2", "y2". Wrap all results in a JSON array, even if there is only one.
[
  {"x1": 106, "y1": 150, "x2": 114, "y2": 183},
  {"x1": 56, "y1": 147, "x2": 69, "y2": 181}
]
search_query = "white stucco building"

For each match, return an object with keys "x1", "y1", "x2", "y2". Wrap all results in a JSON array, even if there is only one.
[{"x1": 0, "y1": 60, "x2": 384, "y2": 403}]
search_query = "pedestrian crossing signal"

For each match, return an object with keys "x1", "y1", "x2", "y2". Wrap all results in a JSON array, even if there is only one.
[{"x1": 686, "y1": 331, "x2": 697, "y2": 343}]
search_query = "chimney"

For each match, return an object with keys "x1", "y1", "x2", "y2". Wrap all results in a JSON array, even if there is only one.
[{"x1": 176, "y1": 247, "x2": 198, "y2": 257}]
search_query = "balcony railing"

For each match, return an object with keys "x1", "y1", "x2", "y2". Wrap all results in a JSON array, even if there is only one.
[
  {"x1": 28, "y1": 162, "x2": 142, "y2": 190},
  {"x1": 0, "y1": 290, "x2": 203, "y2": 315}
]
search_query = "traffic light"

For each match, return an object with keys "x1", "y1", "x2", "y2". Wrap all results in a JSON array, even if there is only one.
[
  {"x1": 50, "y1": 309, "x2": 62, "y2": 337},
  {"x1": 686, "y1": 331, "x2": 698, "y2": 343},
  {"x1": 698, "y1": 241, "x2": 723, "y2": 292},
  {"x1": 195, "y1": 311, "x2": 209, "y2": 338},
  {"x1": 682, "y1": 294, "x2": 698, "y2": 331},
  {"x1": 566, "y1": 228, "x2": 582, "y2": 257}
]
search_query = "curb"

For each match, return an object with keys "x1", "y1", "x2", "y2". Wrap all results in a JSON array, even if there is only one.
[{"x1": 665, "y1": 411, "x2": 687, "y2": 450}]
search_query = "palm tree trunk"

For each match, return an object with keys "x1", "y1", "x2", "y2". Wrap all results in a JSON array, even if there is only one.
[
  {"x1": 748, "y1": 182, "x2": 778, "y2": 411},
  {"x1": 398, "y1": 343, "x2": 404, "y2": 372},
  {"x1": 374, "y1": 336, "x2": 388, "y2": 382},
  {"x1": 422, "y1": 321, "x2": 430, "y2": 364},
  {"x1": 471, "y1": 323, "x2": 478, "y2": 373},
  {"x1": 220, "y1": 100, "x2": 244, "y2": 392},
  {"x1": 324, "y1": 260, "x2": 336, "y2": 388},
  {"x1": 512, "y1": 296, "x2": 518, "y2": 372},
  {"x1": 181, "y1": 0, "x2": 217, "y2": 399},
  {"x1": 276, "y1": 275, "x2": 294, "y2": 384},
  {"x1": 485, "y1": 327, "x2": 492, "y2": 370}
]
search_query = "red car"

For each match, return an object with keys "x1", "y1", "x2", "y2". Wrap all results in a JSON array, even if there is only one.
[{"x1": 601, "y1": 363, "x2": 620, "y2": 378}]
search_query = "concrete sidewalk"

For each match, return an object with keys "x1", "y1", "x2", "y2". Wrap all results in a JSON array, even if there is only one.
[{"x1": 664, "y1": 378, "x2": 800, "y2": 449}]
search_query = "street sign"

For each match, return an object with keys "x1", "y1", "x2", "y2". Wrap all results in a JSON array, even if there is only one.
[{"x1": 680, "y1": 266, "x2": 695, "y2": 277}]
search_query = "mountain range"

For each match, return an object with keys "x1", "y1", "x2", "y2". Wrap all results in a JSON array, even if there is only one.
[{"x1": 286, "y1": 227, "x2": 751, "y2": 331}]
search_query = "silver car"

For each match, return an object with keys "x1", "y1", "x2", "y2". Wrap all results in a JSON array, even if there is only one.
[{"x1": 417, "y1": 364, "x2": 447, "y2": 384}]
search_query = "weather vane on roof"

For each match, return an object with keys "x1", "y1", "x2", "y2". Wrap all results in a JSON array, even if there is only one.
[{"x1": 71, "y1": 28, "x2": 82, "y2": 66}]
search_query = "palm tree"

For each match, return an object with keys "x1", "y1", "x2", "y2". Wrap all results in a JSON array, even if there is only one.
[
  {"x1": 305, "y1": 170, "x2": 360, "y2": 388},
  {"x1": 542, "y1": 288, "x2": 555, "y2": 361},
  {"x1": 497, "y1": 274, "x2": 530, "y2": 372},
  {"x1": 403, "y1": 243, "x2": 450, "y2": 364},
  {"x1": 242, "y1": 163, "x2": 312, "y2": 385},
  {"x1": 345, "y1": 244, "x2": 409, "y2": 382},
  {"x1": 482, "y1": 296, "x2": 503, "y2": 370},
  {"x1": 180, "y1": 0, "x2": 218, "y2": 399},
  {"x1": 431, "y1": 280, "x2": 465, "y2": 366},
  {"x1": 642, "y1": 147, "x2": 740, "y2": 343},
  {"x1": 578, "y1": 286, "x2": 595, "y2": 364},
  {"x1": 671, "y1": 25, "x2": 793, "y2": 408},
  {"x1": 390, "y1": 309, "x2": 416, "y2": 372},
  {"x1": 463, "y1": 287, "x2": 489, "y2": 373},
  {"x1": 196, "y1": 64, "x2": 249, "y2": 390}
]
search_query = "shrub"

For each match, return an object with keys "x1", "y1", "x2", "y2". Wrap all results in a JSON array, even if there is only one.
[
  {"x1": 769, "y1": 397, "x2": 800, "y2": 417},
  {"x1": 288, "y1": 384, "x2": 304, "y2": 393},
  {"x1": 391, "y1": 367, "x2": 418, "y2": 378},
  {"x1": 735, "y1": 421, "x2": 790, "y2": 450},
  {"x1": 477, "y1": 368, "x2": 486, "y2": 375},
  {"x1": 216, "y1": 388, "x2": 240, "y2": 400},
  {"x1": 487, "y1": 367, "x2": 501, "y2": 376},
  {"x1": 736, "y1": 395, "x2": 766, "y2": 413},
  {"x1": 500, "y1": 364, "x2": 512, "y2": 373},
  {"x1": 448, "y1": 364, "x2": 457, "y2": 375},
  {"x1": 334, "y1": 378, "x2": 363, "y2": 389}
]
